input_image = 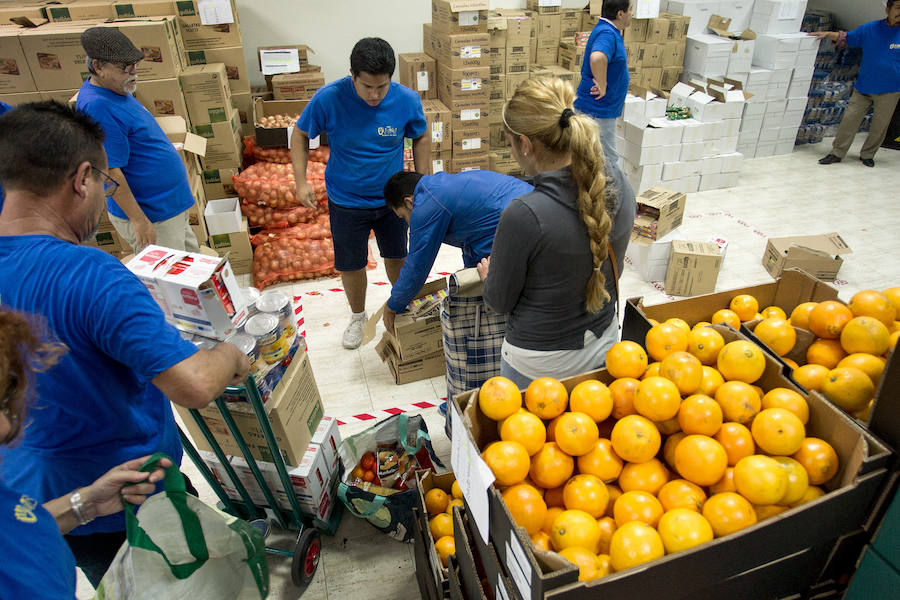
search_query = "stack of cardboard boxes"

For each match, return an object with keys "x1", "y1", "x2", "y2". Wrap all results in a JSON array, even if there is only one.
[
  {"x1": 398, "y1": 50, "x2": 454, "y2": 175},
  {"x1": 264, "y1": 44, "x2": 324, "y2": 108},
  {"x1": 624, "y1": 10, "x2": 691, "y2": 92}
]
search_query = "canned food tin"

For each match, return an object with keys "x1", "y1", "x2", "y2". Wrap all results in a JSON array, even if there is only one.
[
  {"x1": 226, "y1": 332, "x2": 260, "y2": 377},
  {"x1": 244, "y1": 313, "x2": 288, "y2": 364},
  {"x1": 192, "y1": 336, "x2": 217, "y2": 351},
  {"x1": 257, "y1": 290, "x2": 296, "y2": 338},
  {"x1": 243, "y1": 286, "x2": 262, "y2": 317}
]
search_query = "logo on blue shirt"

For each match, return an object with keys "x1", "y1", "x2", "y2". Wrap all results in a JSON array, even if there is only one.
[
  {"x1": 14, "y1": 495, "x2": 37, "y2": 523},
  {"x1": 377, "y1": 125, "x2": 398, "y2": 137}
]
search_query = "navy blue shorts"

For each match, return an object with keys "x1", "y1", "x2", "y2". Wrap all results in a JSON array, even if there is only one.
[{"x1": 328, "y1": 199, "x2": 408, "y2": 272}]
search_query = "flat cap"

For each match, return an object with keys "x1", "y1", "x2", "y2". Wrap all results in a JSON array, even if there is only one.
[{"x1": 81, "y1": 27, "x2": 145, "y2": 65}]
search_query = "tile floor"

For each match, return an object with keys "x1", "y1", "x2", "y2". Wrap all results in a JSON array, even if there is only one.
[{"x1": 75, "y1": 135, "x2": 900, "y2": 599}]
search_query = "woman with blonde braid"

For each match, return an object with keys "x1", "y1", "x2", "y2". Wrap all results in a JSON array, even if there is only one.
[{"x1": 477, "y1": 77, "x2": 635, "y2": 388}]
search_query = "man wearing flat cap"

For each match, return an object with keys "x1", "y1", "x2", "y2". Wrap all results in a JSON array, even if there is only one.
[{"x1": 76, "y1": 27, "x2": 198, "y2": 252}]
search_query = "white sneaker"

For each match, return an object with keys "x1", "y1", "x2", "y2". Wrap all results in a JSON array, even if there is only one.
[{"x1": 342, "y1": 314, "x2": 367, "y2": 349}]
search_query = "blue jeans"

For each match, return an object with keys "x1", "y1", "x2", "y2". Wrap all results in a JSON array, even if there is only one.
[{"x1": 595, "y1": 117, "x2": 620, "y2": 173}]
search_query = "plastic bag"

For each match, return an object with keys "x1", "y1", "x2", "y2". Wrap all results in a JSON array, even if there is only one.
[
  {"x1": 233, "y1": 162, "x2": 326, "y2": 210},
  {"x1": 95, "y1": 454, "x2": 267, "y2": 600},
  {"x1": 251, "y1": 218, "x2": 337, "y2": 288},
  {"x1": 240, "y1": 199, "x2": 327, "y2": 229}
]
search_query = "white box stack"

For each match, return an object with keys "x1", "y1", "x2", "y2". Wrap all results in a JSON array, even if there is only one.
[
  {"x1": 684, "y1": 34, "x2": 733, "y2": 79},
  {"x1": 717, "y1": 0, "x2": 755, "y2": 33},
  {"x1": 750, "y1": 0, "x2": 808, "y2": 35},
  {"x1": 665, "y1": 0, "x2": 724, "y2": 36}
]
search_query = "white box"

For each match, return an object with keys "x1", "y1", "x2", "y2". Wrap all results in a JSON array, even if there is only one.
[
  {"x1": 622, "y1": 139, "x2": 681, "y2": 165},
  {"x1": 626, "y1": 228, "x2": 685, "y2": 282},
  {"x1": 769, "y1": 68, "x2": 794, "y2": 86},
  {"x1": 783, "y1": 109, "x2": 805, "y2": 129},
  {"x1": 662, "y1": 160, "x2": 702, "y2": 180},
  {"x1": 738, "y1": 128, "x2": 760, "y2": 145},
  {"x1": 716, "y1": 136, "x2": 739, "y2": 154},
  {"x1": 311, "y1": 416, "x2": 342, "y2": 475},
  {"x1": 126, "y1": 245, "x2": 176, "y2": 318},
  {"x1": 789, "y1": 79, "x2": 812, "y2": 98},
  {"x1": 743, "y1": 101, "x2": 767, "y2": 117},
  {"x1": 623, "y1": 95, "x2": 647, "y2": 121},
  {"x1": 791, "y1": 66, "x2": 814, "y2": 85},
  {"x1": 778, "y1": 125, "x2": 799, "y2": 142},
  {"x1": 766, "y1": 99, "x2": 787, "y2": 115},
  {"x1": 198, "y1": 451, "x2": 239, "y2": 499},
  {"x1": 774, "y1": 139, "x2": 796, "y2": 155},
  {"x1": 204, "y1": 197, "x2": 242, "y2": 235},
  {"x1": 750, "y1": 0, "x2": 808, "y2": 35},
  {"x1": 625, "y1": 119, "x2": 677, "y2": 147},
  {"x1": 767, "y1": 83, "x2": 789, "y2": 100},
  {"x1": 646, "y1": 96, "x2": 668, "y2": 118},
  {"x1": 679, "y1": 119, "x2": 707, "y2": 143},
  {"x1": 666, "y1": 1, "x2": 724, "y2": 35},
  {"x1": 747, "y1": 67, "x2": 773, "y2": 87},
  {"x1": 758, "y1": 127, "x2": 780, "y2": 144},
  {"x1": 737, "y1": 143, "x2": 757, "y2": 157},
  {"x1": 706, "y1": 119, "x2": 728, "y2": 140},
  {"x1": 723, "y1": 118, "x2": 741, "y2": 137},
  {"x1": 755, "y1": 141, "x2": 776, "y2": 157},
  {"x1": 720, "y1": 151, "x2": 744, "y2": 172},
  {"x1": 726, "y1": 70, "x2": 750, "y2": 85},
  {"x1": 685, "y1": 33, "x2": 733, "y2": 60},
  {"x1": 785, "y1": 96, "x2": 808, "y2": 113},
  {"x1": 635, "y1": 0, "x2": 662, "y2": 19},
  {"x1": 686, "y1": 91, "x2": 729, "y2": 122},
  {"x1": 740, "y1": 114, "x2": 764, "y2": 132},
  {"x1": 680, "y1": 141, "x2": 707, "y2": 161},
  {"x1": 795, "y1": 49, "x2": 817, "y2": 68},
  {"x1": 699, "y1": 172, "x2": 723, "y2": 191},
  {"x1": 700, "y1": 155, "x2": 724, "y2": 175},
  {"x1": 728, "y1": 39, "x2": 756, "y2": 73},
  {"x1": 720, "y1": 170, "x2": 740, "y2": 187},
  {"x1": 670, "y1": 175, "x2": 702, "y2": 193},
  {"x1": 622, "y1": 160, "x2": 664, "y2": 194},
  {"x1": 754, "y1": 33, "x2": 804, "y2": 70},
  {"x1": 719, "y1": 0, "x2": 755, "y2": 32}
]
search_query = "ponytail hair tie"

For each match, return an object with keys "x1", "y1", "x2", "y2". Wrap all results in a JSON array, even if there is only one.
[{"x1": 559, "y1": 108, "x2": 575, "y2": 129}]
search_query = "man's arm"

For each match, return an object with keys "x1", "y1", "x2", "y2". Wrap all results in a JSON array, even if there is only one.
[
  {"x1": 481, "y1": 202, "x2": 535, "y2": 314},
  {"x1": 810, "y1": 31, "x2": 840, "y2": 42},
  {"x1": 152, "y1": 343, "x2": 250, "y2": 409},
  {"x1": 108, "y1": 168, "x2": 156, "y2": 249},
  {"x1": 589, "y1": 51, "x2": 609, "y2": 99},
  {"x1": 412, "y1": 134, "x2": 431, "y2": 174},
  {"x1": 289, "y1": 128, "x2": 316, "y2": 209}
]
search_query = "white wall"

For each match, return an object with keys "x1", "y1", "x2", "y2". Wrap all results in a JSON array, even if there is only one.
[
  {"x1": 235, "y1": 0, "x2": 591, "y2": 87},
  {"x1": 807, "y1": 0, "x2": 888, "y2": 31}
]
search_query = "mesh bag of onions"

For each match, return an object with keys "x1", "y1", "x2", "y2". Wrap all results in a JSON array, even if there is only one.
[{"x1": 250, "y1": 215, "x2": 338, "y2": 288}]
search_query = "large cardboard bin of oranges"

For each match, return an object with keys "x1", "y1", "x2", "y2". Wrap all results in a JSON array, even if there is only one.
[{"x1": 450, "y1": 270, "x2": 892, "y2": 600}]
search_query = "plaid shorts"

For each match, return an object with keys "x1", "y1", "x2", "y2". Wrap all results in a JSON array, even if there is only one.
[{"x1": 441, "y1": 295, "x2": 507, "y2": 401}]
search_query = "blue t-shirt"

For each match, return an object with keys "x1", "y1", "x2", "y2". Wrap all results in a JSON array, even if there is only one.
[
  {"x1": 574, "y1": 19, "x2": 629, "y2": 119},
  {"x1": 387, "y1": 171, "x2": 533, "y2": 312},
  {"x1": 0, "y1": 235, "x2": 197, "y2": 535},
  {"x1": 76, "y1": 80, "x2": 194, "y2": 223},
  {"x1": 0, "y1": 481, "x2": 76, "y2": 599},
  {"x1": 0, "y1": 101, "x2": 11, "y2": 210},
  {"x1": 847, "y1": 19, "x2": 900, "y2": 95},
  {"x1": 299, "y1": 77, "x2": 427, "y2": 209}
]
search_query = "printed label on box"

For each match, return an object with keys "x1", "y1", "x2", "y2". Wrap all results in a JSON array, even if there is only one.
[
  {"x1": 459, "y1": 10, "x2": 480, "y2": 27},
  {"x1": 416, "y1": 71, "x2": 430, "y2": 91},
  {"x1": 433, "y1": 159, "x2": 445, "y2": 173},
  {"x1": 462, "y1": 137, "x2": 482, "y2": 150},
  {"x1": 461, "y1": 108, "x2": 481, "y2": 120},
  {"x1": 431, "y1": 122, "x2": 443, "y2": 143},
  {"x1": 461, "y1": 45, "x2": 482, "y2": 58},
  {"x1": 539, "y1": 0, "x2": 562, "y2": 6},
  {"x1": 461, "y1": 78, "x2": 482, "y2": 91}
]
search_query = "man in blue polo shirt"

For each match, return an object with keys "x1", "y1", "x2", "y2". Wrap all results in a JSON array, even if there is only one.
[
  {"x1": 574, "y1": 0, "x2": 633, "y2": 174},
  {"x1": 380, "y1": 170, "x2": 533, "y2": 332},
  {"x1": 76, "y1": 27, "x2": 198, "y2": 252},
  {"x1": 0, "y1": 102, "x2": 249, "y2": 588},
  {"x1": 816, "y1": 0, "x2": 900, "y2": 167},
  {"x1": 290, "y1": 37, "x2": 429, "y2": 349}
]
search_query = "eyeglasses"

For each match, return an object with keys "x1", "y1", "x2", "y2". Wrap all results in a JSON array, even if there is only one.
[
  {"x1": 110, "y1": 62, "x2": 138, "y2": 73},
  {"x1": 91, "y1": 165, "x2": 120, "y2": 196}
]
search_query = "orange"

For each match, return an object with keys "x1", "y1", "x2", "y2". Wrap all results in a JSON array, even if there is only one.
[
  {"x1": 524, "y1": 377, "x2": 568, "y2": 419},
  {"x1": 544, "y1": 485, "x2": 566, "y2": 509},
  {"x1": 596, "y1": 516, "x2": 617, "y2": 554},
  {"x1": 643, "y1": 362, "x2": 662, "y2": 379},
  {"x1": 882, "y1": 287, "x2": 900, "y2": 314},
  {"x1": 546, "y1": 414, "x2": 563, "y2": 443},
  {"x1": 666, "y1": 317, "x2": 692, "y2": 333},
  {"x1": 715, "y1": 380, "x2": 762, "y2": 424},
  {"x1": 446, "y1": 499, "x2": 464, "y2": 515},
  {"x1": 434, "y1": 535, "x2": 455, "y2": 567},
  {"x1": 609, "y1": 521, "x2": 665, "y2": 572},
  {"x1": 792, "y1": 438, "x2": 839, "y2": 485},
  {"x1": 693, "y1": 321, "x2": 713, "y2": 330},
  {"x1": 634, "y1": 376, "x2": 682, "y2": 421},
  {"x1": 569, "y1": 380, "x2": 614, "y2": 422},
  {"x1": 542, "y1": 506, "x2": 565, "y2": 533},
  {"x1": 479, "y1": 376, "x2": 522, "y2": 421},
  {"x1": 698, "y1": 365, "x2": 725, "y2": 396},
  {"x1": 806, "y1": 338, "x2": 847, "y2": 369},
  {"x1": 656, "y1": 416, "x2": 682, "y2": 436},
  {"x1": 772, "y1": 456, "x2": 809, "y2": 506},
  {"x1": 550, "y1": 509, "x2": 601, "y2": 553},
  {"x1": 657, "y1": 508, "x2": 714, "y2": 554},
  {"x1": 563, "y1": 474, "x2": 610, "y2": 518},
  {"x1": 618, "y1": 458, "x2": 670, "y2": 495},
  {"x1": 892, "y1": 329, "x2": 900, "y2": 348},
  {"x1": 808, "y1": 300, "x2": 853, "y2": 340},
  {"x1": 555, "y1": 412, "x2": 600, "y2": 456},
  {"x1": 717, "y1": 340, "x2": 766, "y2": 384},
  {"x1": 604, "y1": 485, "x2": 623, "y2": 518},
  {"x1": 596, "y1": 554, "x2": 613, "y2": 579},
  {"x1": 755, "y1": 504, "x2": 790, "y2": 521},
  {"x1": 821, "y1": 367, "x2": 875, "y2": 412},
  {"x1": 424, "y1": 488, "x2": 450, "y2": 515},
  {"x1": 751, "y1": 408, "x2": 806, "y2": 455},
  {"x1": 837, "y1": 353, "x2": 886, "y2": 386},
  {"x1": 659, "y1": 351, "x2": 704, "y2": 395},
  {"x1": 730, "y1": 295, "x2": 760, "y2": 322},
  {"x1": 645, "y1": 322, "x2": 689, "y2": 362},
  {"x1": 760, "y1": 306, "x2": 787, "y2": 320},
  {"x1": 429, "y1": 513, "x2": 454, "y2": 540},
  {"x1": 610, "y1": 415, "x2": 662, "y2": 464},
  {"x1": 789, "y1": 485, "x2": 826, "y2": 508},
  {"x1": 609, "y1": 377, "x2": 640, "y2": 419},
  {"x1": 793, "y1": 363, "x2": 830, "y2": 392},
  {"x1": 709, "y1": 467, "x2": 737, "y2": 494},
  {"x1": 451, "y1": 480, "x2": 463, "y2": 499},
  {"x1": 714, "y1": 422, "x2": 755, "y2": 466},
  {"x1": 687, "y1": 326, "x2": 726, "y2": 365},
  {"x1": 790, "y1": 302, "x2": 818, "y2": 330},
  {"x1": 840, "y1": 316, "x2": 891, "y2": 355},
  {"x1": 497, "y1": 407, "x2": 526, "y2": 436},
  {"x1": 848, "y1": 290, "x2": 896, "y2": 326},
  {"x1": 662, "y1": 431, "x2": 687, "y2": 469},
  {"x1": 658, "y1": 479, "x2": 707, "y2": 512},
  {"x1": 712, "y1": 309, "x2": 741, "y2": 330},
  {"x1": 531, "y1": 530, "x2": 553, "y2": 552},
  {"x1": 761, "y1": 388, "x2": 810, "y2": 424},
  {"x1": 576, "y1": 438, "x2": 624, "y2": 482},
  {"x1": 558, "y1": 547, "x2": 603, "y2": 582},
  {"x1": 529, "y1": 442, "x2": 575, "y2": 489},
  {"x1": 783, "y1": 357, "x2": 800, "y2": 370},
  {"x1": 482, "y1": 441, "x2": 531, "y2": 487},
  {"x1": 674, "y1": 435, "x2": 728, "y2": 487},
  {"x1": 753, "y1": 318, "x2": 797, "y2": 356},
  {"x1": 499, "y1": 410, "x2": 547, "y2": 456},
  {"x1": 702, "y1": 492, "x2": 757, "y2": 537},
  {"x1": 613, "y1": 490, "x2": 664, "y2": 528},
  {"x1": 605, "y1": 341, "x2": 650, "y2": 379},
  {"x1": 502, "y1": 483, "x2": 548, "y2": 535},
  {"x1": 733, "y1": 455, "x2": 788, "y2": 505},
  {"x1": 678, "y1": 394, "x2": 724, "y2": 436}
]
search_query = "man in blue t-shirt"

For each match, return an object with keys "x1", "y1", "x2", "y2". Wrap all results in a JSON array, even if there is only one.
[
  {"x1": 0, "y1": 102, "x2": 249, "y2": 588},
  {"x1": 574, "y1": 0, "x2": 633, "y2": 174},
  {"x1": 76, "y1": 27, "x2": 198, "y2": 252},
  {"x1": 290, "y1": 38, "x2": 429, "y2": 349},
  {"x1": 380, "y1": 170, "x2": 534, "y2": 332},
  {"x1": 816, "y1": 0, "x2": 900, "y2": 167}
]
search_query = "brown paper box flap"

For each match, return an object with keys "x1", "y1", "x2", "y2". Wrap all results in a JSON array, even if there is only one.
[{"x1": 707, "y1": 15, "x2": 757, "y2": 41}]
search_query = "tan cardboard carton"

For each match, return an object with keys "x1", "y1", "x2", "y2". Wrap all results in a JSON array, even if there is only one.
[
  {"x1": 135, "y1": 76, "x2": 190, "y2": 122},
  {"x1": 534, "y1": 45, "x2": 558, "y2": 66},
  {"x1": 429, "y1": 150, "x2": 453, "y2": 175},
  {"x1": 560, "y1": 9, "x2": 581, "y2": 39},
  {"x1": 451, "y1": 128, "x2": 489, "y2": 156},
  {"x1": 39, "y1": 88, "x2": 79, "y2": 104},
  {"x1": 534, "y1": 13, "x2": 561, "y2": 45},
  {"x1": 665, "y1": 240, "x2": 722, "y2": 296},
  {"x1": 46, "y1": 1, "x2": 115, "y2": 23},
  {"x1": 557, "y1": 40, "x2": 584, "y2": 72},
  {"x1": 451, "y1": 151, "x2": 490, "y2": 173},
  {"x1": 270, "y1": 71, "x2": 324, "y2": 101},
  {"x1": 0, "y1": 90, "x2": 42, "y2": 105},
  {"x1": 209, "y1": 217, "x2": 252, "y2": 275},
  {"x1": 422, "y1": 98, "x2": 452, "y2": 153},
  {"x1": 201, "y1": 166, "x2": 238, "y2": 200},
  {"x1": 431, "y1": 0, "x2": 489, "y2": 35},
  {"x1": 633, "y1": 186, "x2": 686, "y2": 241},
  {"x1": 526, "y1": 0, "x2": 561, "y2": 15},
  {"x1": 428, "y1": 29, "x2": 490, "y2": 69},
  {"x1": 187, "y1": 173, "x2": 208, "y2": 244},
  {"x1": 488, "y1": 72, "x2": 504, "y2": 101},
  {"x1": 398, "y1": 52, "x2": 437, "y2": 99},
  {"x1": 376, "y1": 338, "x2": 445, "y2": 385},
  {"x1": 179, "y1": 63, "x2": 234, "y2": 124},
  {"x1": 506, "y1": 50, "x2": 528, "y2": 74},
  {"x1": 625, "y1": 18, "x2": 650, "y2": 43},
  {"x1": 762, "y1": 233, "x2": 852, "y2": 281},
  {"x1": 184, "y1": 46, "x2": 250, "y2": 95},
  {"x1": 230, "y1": 90, "x2": 251, "y2": 135},
  {"x1": 175, "y1": 0, "x2": 242, "y2": 50},
  {"x1": 113, "y1": 1, "x2": 178, "y2": 18},
  {"x1": 252, "y1": 97, "x2": 306, "y2": 147},
  {"x1": 496, "y1": 9, "x2": 531, "y2": 50},
  {"x1": 506, "y1": 71, "x2": 528, "y2": 98},
  {"x1": 437, "y1": 63, "x2": 490, "y2": 105},
  {"x1": 487, "y1": 15, "x2": 506, "y2": 52},
  {"x1": 0, "y1": 25, "x2": 37, "y2": 93},
  {"x1": 18, "y1": 22, "x2": 96, "y2": 91},
  {"x1": 110, "y1": 17, "x2": 184, "y2": 80},
  {"x1": 0, "y1": 3, "x2": 45, "y2": 23},
  {"x1": 193, "y1": 109, "x2": 241, "y2": 170},
  {"x1": 447, "y1": 99, "x2": 491, "y2": 138}
]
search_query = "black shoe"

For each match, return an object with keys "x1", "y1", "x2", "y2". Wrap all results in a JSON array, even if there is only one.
[
  {"x1": 819, "y1": 154, "x2": 842, "y2": 165},
  {"x1": 861, "y1": 158, "x2": 875, "y2": 167}
]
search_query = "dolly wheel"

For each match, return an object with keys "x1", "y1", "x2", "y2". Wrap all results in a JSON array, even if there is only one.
[{"x1": 291, "y1": 528, "x2": 321, "y2": 589}]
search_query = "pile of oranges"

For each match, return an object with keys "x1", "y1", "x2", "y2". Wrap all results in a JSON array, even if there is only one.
[
  {"x1": 424, "y1": 480, "x2": 465, "y2": 568},
  {"x1": 475, "y1": 319, "x2": 844, "y2": 582}
]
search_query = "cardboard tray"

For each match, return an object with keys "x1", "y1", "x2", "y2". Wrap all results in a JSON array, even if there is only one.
[
  {"x1": 414, "y1": 470, "x2": 455, "y2": 598},
  {"x1": 453, "y1": 505, "x2": 520, "y2": 600},
  {"x1": 414, "y1": 506, "x2": 449, "y2": 600}
]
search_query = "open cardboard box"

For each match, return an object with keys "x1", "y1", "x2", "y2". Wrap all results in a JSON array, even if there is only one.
[
  {"x1": 252, "y1": 97, "x2": 308, "y2": 147},
  {"x1": 762, "y1": 232, "x2": 852, "y2": 281},
  {"x1": 414, "y1": 470, "x2": 456, "y2": 598}
]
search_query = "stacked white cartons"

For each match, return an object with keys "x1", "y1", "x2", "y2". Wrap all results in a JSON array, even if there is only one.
[
  {"x1": 767, "y1": 67, "x2": 792, "y2": 100},
  {"x1": 757, "y1": 98, "x2": 786, "y2": 157},
  {"x1": 726, "y1": 37, "x2": 756, "y2": 83},
  {"x1": 738, "y1": 101, "x2": 765, "y2": 156},
  {"x1": 778, "y1": 95, "x2": 807, "y2": 153},
  {"x1": 753, "y1": 33, "x2": 804, "y2": 70},
  {"x1": 618, "y1": 117, "x2": 684, "y2": 189},
  {"x1": 744, "y1": 67, "x2": 772, "y2": 100},
  {"x1": 749, "y1": 0, "x2": 808, "y2": 35},
  {"x1": 683, "y1": 34, "x2": 732, "y2": 80},
  {"x1": 664, "y1": 0, "x2": 724, "y2": 36},
  {"x1": 717, "y1": 0, "x2": 755, "y2": 33},
  {"x1": 618, "y1": 90, "x2": 669, "y2": 193}
]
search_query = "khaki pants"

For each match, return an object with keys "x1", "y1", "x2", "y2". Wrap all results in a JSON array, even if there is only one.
[
  {"x1": 831, "y1": 89, "x2": 900, "y2": 160},
  {"x1": 110, "y1": 209, "x2": 200, "y2": 254}
]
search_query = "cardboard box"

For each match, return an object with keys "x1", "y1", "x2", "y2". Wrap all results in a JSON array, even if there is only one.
[
  {"x1": 176, "y1": 347, "x2": 324, "y2": 465},
  {"x1": 113, "y1": 0, "x2": 178, "y2": 18},
  {"x1": 113, "y1": 17, "x2": 185, "y2": 80},
  {"x1": 398, "y1": 52, "x2": 437, "y2": 99},
  {"x1": 413, "y1": 471, "x2": 456, "y2": 596},
  {"x1": 427, "y1": 29, "x2": 489, "y2": 69},
  {"x1": 156, "y1": 114, "x2": 206, "y2": 180},
  {"x1": 488, "y1": 73, "x2": 504, "y2": 101},
  {"x1": 633, "y1": 186, "x2": 687, "y2": 240},
  {"x1": 762, "y1": 233, "x2": 852, "y2": 281},
  {"x1": 201, "y1": 166, "x2": 238, "y2": 200},
  {"x1": 230, "y1": 90, "x2": 251, "y2": 135},
  {"x1": 257, "y1": 44, "x2": 313, "y2": 77},
  {"x1": 0, "y1": 3, "x2": 46, "y2": 23},
  {"x1": 664, "y1": 239, "x2": 722, "y2": 296},
  {"x1": 526, "y1": 0, "x2": 561, "y2": 15},
  {"x1": 46, "y1": 1, "x2": 115, "y2": 22},
  {"x1": 135, "y1": 76, "x2": 190, "y2": 122},
  {"x1": 625, "y1": 228, "x2": 684, "y2": 282},
  {"x1": 179, "y1": 63, "x2": 234, "y2": 124},
  {"x1": 175, "y1": 0, "x2": 242, "y2": 50},
  {"x1": 533, "y1": 13, "x2": 561, "y2": 44},
  {"x1": 311, "y1": 415, "x2": 342, "y2": 476},
  {"x1": 17, "y1": 22, "x2": 93, "y2": 91},
  {"x1": 0, "y1": 25, "x2": 37, "y2": 93},
  {"x1": 376, "y1": 339, "x2": 446, "y2": 385},
  {"x1": 451, "y1": 151, "x2": 490, "y2": 173},
  {"x1": 437, "y1": 64, "x2": 490, "y2": 105},
  {"x1": 428, "y1": 150, "x2": 453, "y2": 175},
  {"x1": 187, "y1": 173, "x2": 208, "y2": 244},
  {"x1": 270, "y1": 70, "x2": 324, "y2": 101},
  {"x1": 184, "y1": 46, "x2": 250, "y2": 95},
  {"x1": 0, "y1": 90, "x2": 42, "y2": 105},
  {"x1": 83, "y1": 221, "x2": 129, "y2": 254},
  {"x1": 208, "y1": 217, "x2": 251, "y2": 275},
  {"x1": 431, "y1": 0, "x2": 489, "y2": 34},
  {"x1": 193, "y1": 109, "x2": 241, "y2": 169},
  {"x1": 451, "y1": 128, "x2": 489, "y2": 155},
  {"x1": 203, "y1": 196, "x2": 241, "y2": 234},
  {"x1": 422, "y1": 98, "x2": 452, "y2": 152},
  {"x1": 557, "y1": 40, "x2": 584, "y2": 71},
  {"x1": 251, "y1": 97, "x2": 306, "y2": 147}
]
